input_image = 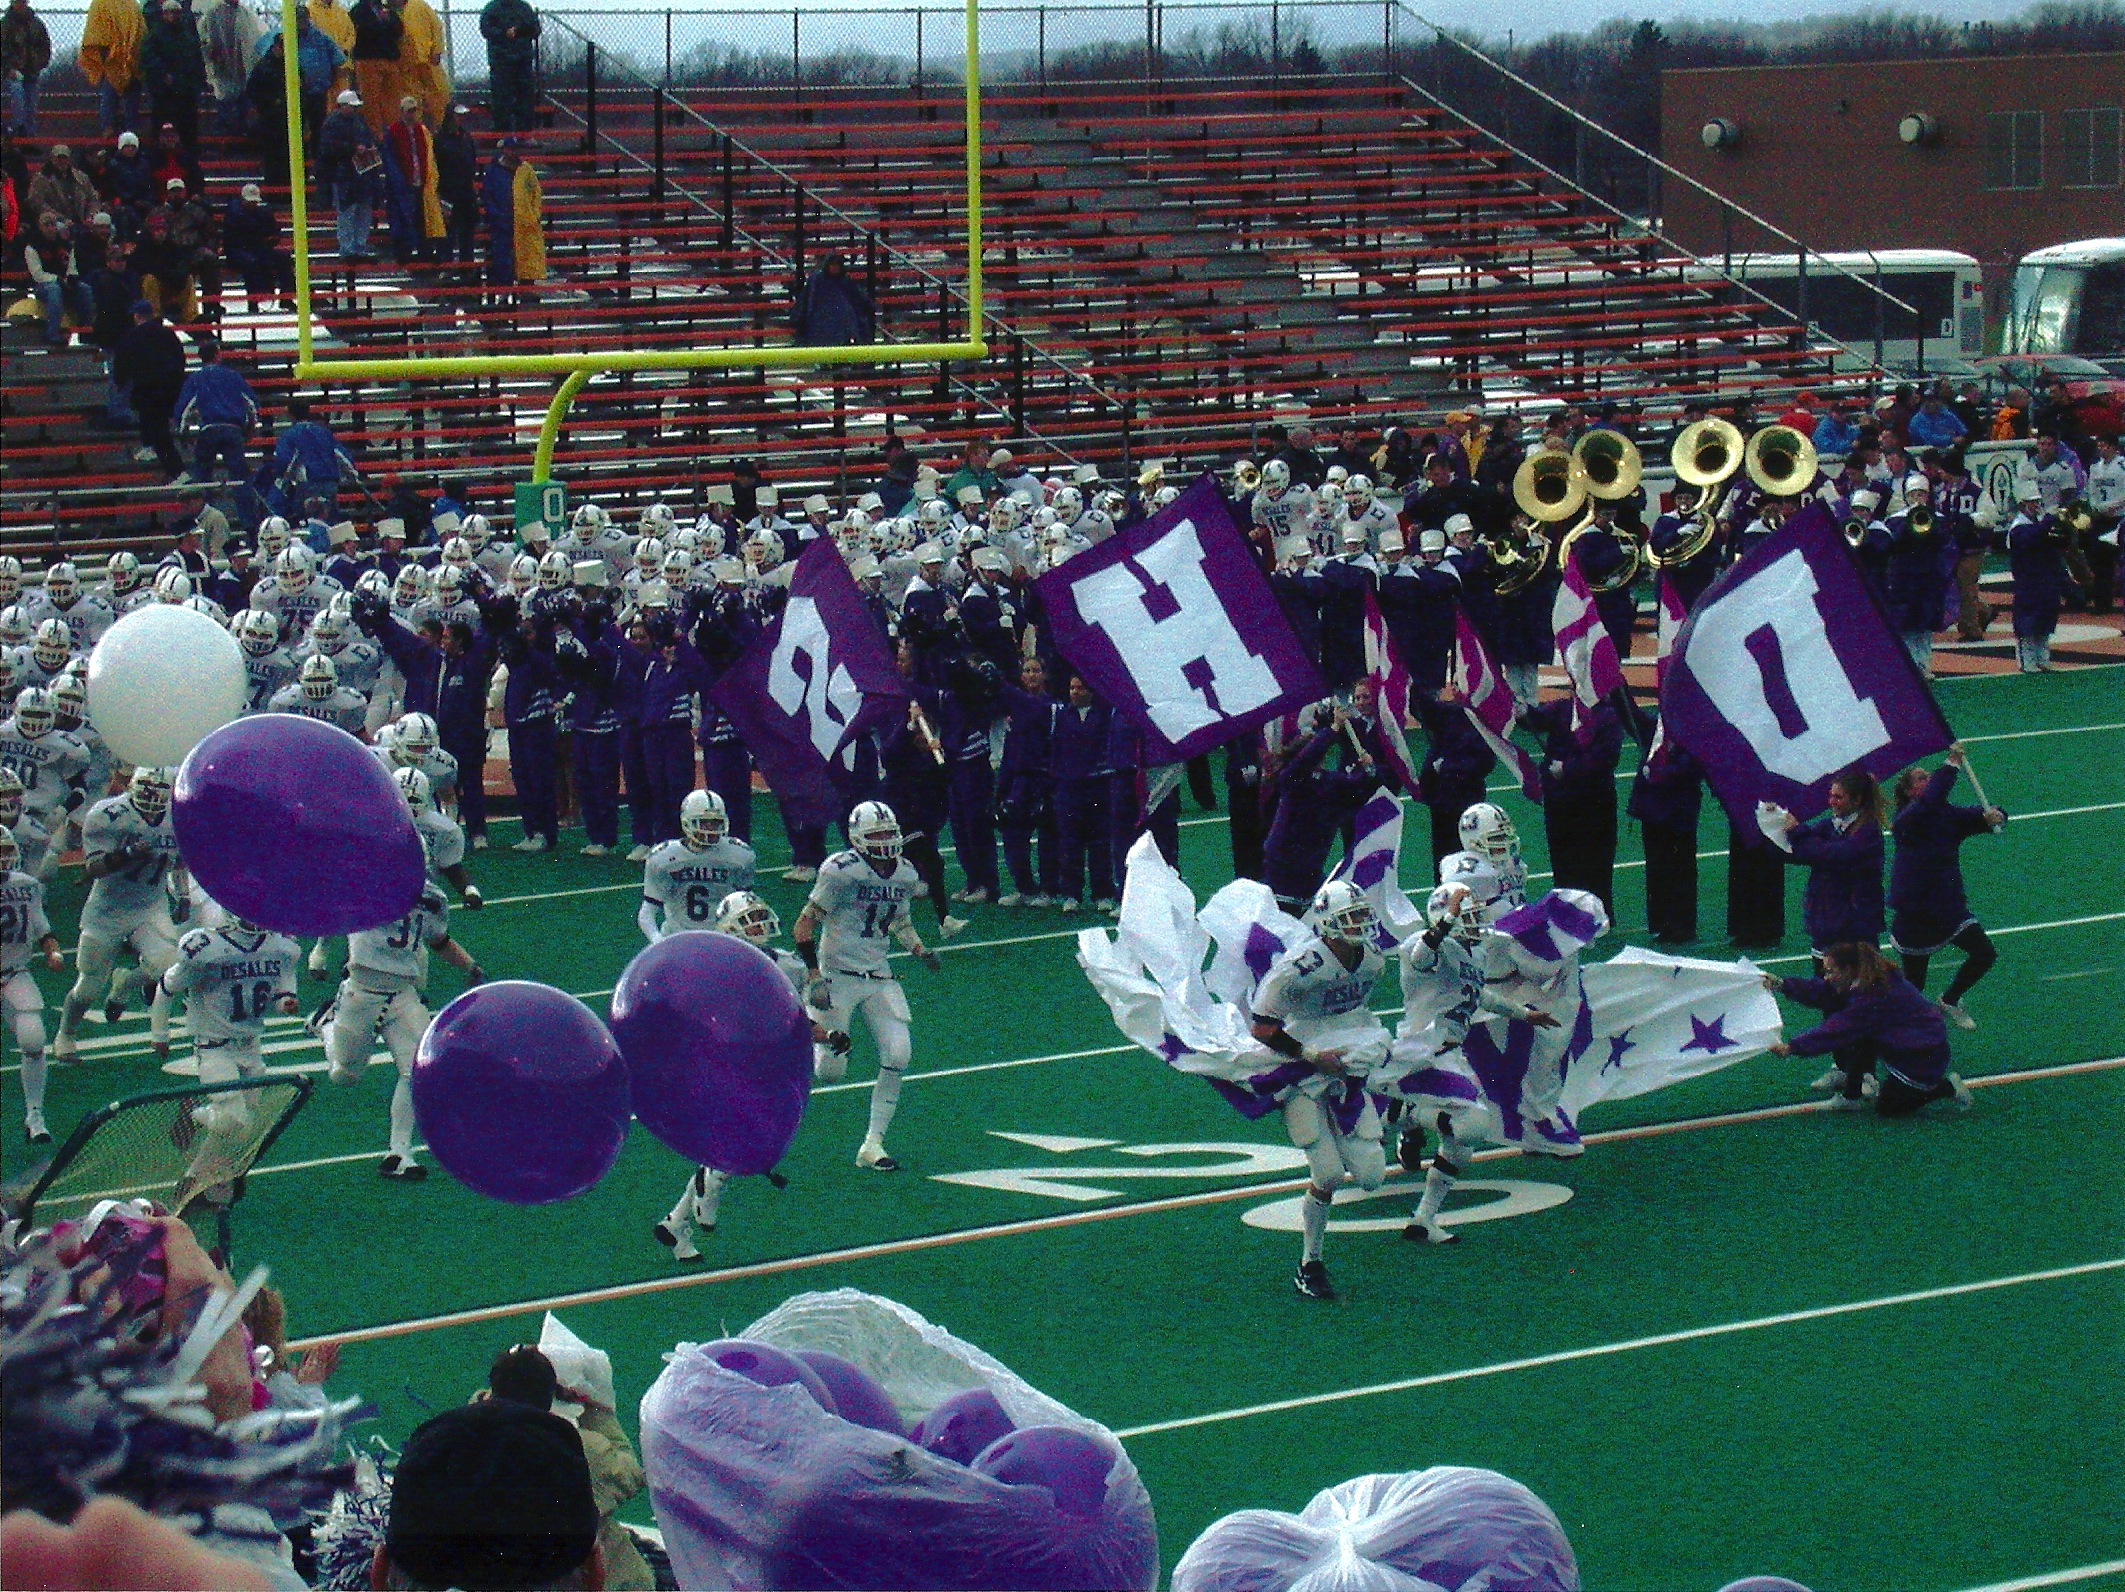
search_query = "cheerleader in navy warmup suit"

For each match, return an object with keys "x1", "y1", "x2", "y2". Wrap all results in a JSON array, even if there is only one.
[
  {"x1": 1776, "y1": 767, "x2": 1888, "y2": 1102},
  {"x1": 1889, "y1": 744, "x2": 2006, "y2": 1029},
  {"x1": 1765, "y1": 942, "x2": 1972, "y2": 1116}
]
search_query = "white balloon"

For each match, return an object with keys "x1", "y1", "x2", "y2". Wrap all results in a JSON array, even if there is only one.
[{"x1": 86, "y1": 603, "x2": 247, "y2": 767}]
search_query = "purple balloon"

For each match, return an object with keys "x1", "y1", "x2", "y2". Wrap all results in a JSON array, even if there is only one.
[
  {"x1": 912, "y1": 1387, "x2": 1017, "y2": 1468},
  {"x1": 410, "y1": 981, "x2": 632, "y2": 1205},
  {"x1": 972, "y1": 1426, "x2": 1117, "y2": 1520},
  {"x1": 608, "y1": 931, "x2": 812, "y2": 1176},
  {"x1": 793, "y1": 1349, "x2": 905, "y2": 1437},
  {"x1": 697, "y1": 1339, "x2": 837, "y2": 1415},
  {"x1": 172, "y1": 714, "x2": 425, "y2": 936}
]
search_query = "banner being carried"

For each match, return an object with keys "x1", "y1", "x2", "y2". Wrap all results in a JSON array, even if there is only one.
[
  {"x1": 709, "y1": 538, "x2": 910, "y2": 831},
  {"x1": 1662, "y1": 501, "x2": 1952, "y2": 827},
  {"x1": 1034, "y1": 476, "x2": 1325, "y2": 761}
]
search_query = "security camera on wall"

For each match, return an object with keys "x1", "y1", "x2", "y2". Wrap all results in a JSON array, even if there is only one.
[
  {"x1": 1701, "y1": 117, "x2": 1743, "y2": 150},
  {"x1": 1899, "y1": 112, "x2": 1940, "y2": 146}
]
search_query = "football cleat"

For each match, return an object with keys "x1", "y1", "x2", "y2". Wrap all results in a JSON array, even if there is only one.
[
  {"x1": 653, "y1": 1216, "x2": 701, "y2": 1261},
  {"x1": 938, "y1": 915, "x2": 969, "y2": 941},
  {"x1": 25, "y1": 1107, "x2": 50, "y2": 1145},
  {"x1": 378, "y1": 1154, "x2": 428, "y2": 1181},
  {"x1": 1807, "y1": 1067, "x2": 1844, "y2": 1093},
  {"x1": 1401, "y1": 1218, "x2": 1459, "y2": 1246},
  {"x1": 1292, "y1": 1260, "x2": 1336, "y2": 1301},
  {"x1": 856, "y1": 1141, "x2": 900, "y2": 1172},
  {"x1": 1938, "y1": 999, "x2": 1977, "y2": 1031}
]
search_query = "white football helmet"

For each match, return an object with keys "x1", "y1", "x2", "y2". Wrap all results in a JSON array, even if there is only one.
[
  {"x1": 437, "y1": 538, "x2": 473, "y2": 573},
  {"x1": 275, "y1": 545, "x2": 315, "y2": 597},
  {"x1": 460, "y1": 513, "x2": 493, "y2": 550},
  {"x1": 679, "y1": 788, "x2": 728, "y2": 849},
  {"x1": 1261, "y1": 459, "x2": 1291, "y2": 493},
  {"x1": 0, "y1": 651, "x2": 19, "y2": 699},
  {"x1": 1052, "y1": 486, "x2": 1084, "y2": 522},
  {"x1": 1308, "y1": 878, "x2": 1378, "y2": 945},
  {"x1": 236, "y1": 608, "x2": 281, "y2": 656},
  {"x1": 849, "y1": 800, "x2": 903, "y2": 865},
  {"x1": 1458, "y1": 802, "x2": 1519, "y2": 865},
  {"x1": 255, "y1": 516, "x2": 292, "y2": 560},
  {"x1": 393, "y1": 764, "x2": 433, "y2": 814},
  {"x1": 537, "y1": 550, "x2": 573, "y2": 592},
  {"x1": 354, "y1": 568, "x2": 393, "y2": 603},
  {"x1": 0, "y1": 828, "x2": 16, "y2": 875},
  {"x1": 1325, "y1": 464, "x2": 1350, "y2": 487},
  {"x1": 309, "y1": 605, "x2": 350, "y2": 653},
  {"x1": 716, "y1": 889, "x2": 780, "y2": 944},
  {"x1": 1152, "y1": 485, "x2": 1180, "y2": 509},
  {"x1": 0, "y1": 765, "x2": 23, "y2": 824},
  {"x1": 128, "y1": 765, "x2": 173, "y2": 823},
  {"x1": 634, "y1": 537, "x2": 666, "y2": 578},
  {"x1": 50, "y1": 674, "x2": 87, "y2": 729},
  {"x1": 745, "y1": 528, "x2": 784, "y2": 571},
  {"x1": 0, "y1": 605, "x2": 28, "y2": 646},
  {"x1": 42, "y1": 562, "x2": 80, "y2": 606},
  {"x1": 298, "y1": 653, "x2": 338, "y2": 700},
  {"x1": 0, "y1": 554, "x2": 19, "y2": 605},
  {"x1": 639, "y1": 501, "x2": 677, "y2": 537},
  {"x1": 571, "y1": 502, "x2": 611, "y2": 536},
  {"x1": 509, "y1": 554, "x2": 539, "y2": 594},
  {"x1": 32, "y1": 619, "x2": 72, "y2": 671},
  {"x1": 12, "y1": 687, "x2": 56, "y2": 739},
  {"x1": 396, "y1": 712, "x2": 439, "y2": 761},
  {"x1": 433, "y1": 567, "x2": 468, "y2": 604},
  {"x1": 989, "y1": 497, "x2": 1025, "y2": 534},
  {"x1": 106, "y1": 551, "x2": 143, "y2": 593},
  {"x1": 393, "y1": 563, "x2": 430, "y2": 606},
  {"x1": 1346, "y1": 474, "x2": 1375, "y2": 508},
  {"x1": 1425, "y1": 883, "x2": 1485, "y2": 945},
  {"x1": 153, "y1": 567, "x2": 192, "y2": 604},
  {"x1": 662, "y1": 549, "x2": 696, "y2": 586}
]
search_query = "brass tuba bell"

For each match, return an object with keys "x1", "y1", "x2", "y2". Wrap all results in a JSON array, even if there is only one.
[
  {"x1": 1669, "y1": 418, "x2": 1747, "y2": 489},
  {"x1": 1231, "y1": 460, "x2": 1262, "y2": 493},
  {"x1": 1906, "y1": 503, "x2": 1936, "y2": 536},
  {"x1": 1571, "y1": 429, "x2": 1643, "y2": 502},
  {"x1": 1744, "y1": 424, "x2": 1820, "y2": 498},
  {"x1": 1513, "y1": 450, "x2": 1588, "y2": 525}
]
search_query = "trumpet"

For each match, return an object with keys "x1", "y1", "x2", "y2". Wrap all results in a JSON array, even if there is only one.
[
  {"x1": 1842, "y1": 516, "x2": 1872, "y2": 549},
  {"x1": 1571, "y1": 429, "x2": 1643, "y2": 501},
  {"x1": 1906, "y1": 503, "x2": 1936, "y2": 536}
]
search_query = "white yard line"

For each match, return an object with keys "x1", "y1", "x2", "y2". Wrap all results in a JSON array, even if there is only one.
[{"x1": 1952, "y1": 1562, "x2": 2125, "y2": 1592}]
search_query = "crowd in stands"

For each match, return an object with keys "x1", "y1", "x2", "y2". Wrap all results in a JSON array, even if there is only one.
[{"x1": 2, "y1": 0, "x2": 549, "y2": 384}]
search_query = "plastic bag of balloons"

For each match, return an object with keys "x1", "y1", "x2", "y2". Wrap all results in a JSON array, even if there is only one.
[
  {"x1": 640, "y1": 1288, "x2": 1158, "y2": 1592},
  {"x1": 1171, "y1": 1468, "x2": 1578, "y2": 1592}
]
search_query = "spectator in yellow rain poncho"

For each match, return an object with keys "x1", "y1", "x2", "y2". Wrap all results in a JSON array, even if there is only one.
[
  {"x1": 78, "y1": 0, "x2": 145, "y2": 135},
  {"x1": 348, "y1": 0, "x2": 445, "y2": 129},
  {"x1": 481, "y1": 138, "x2": 544, "y2": 290}
]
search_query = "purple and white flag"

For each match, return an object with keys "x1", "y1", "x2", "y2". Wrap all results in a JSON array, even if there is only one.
[
  {"x1": 1330, "y1": 791, "x2": 1423, "y2": 943},
  {"x1": 1561, "y1": 947, "x2": 1783, "y2": 1117},
  {"x1": 1035, "y1": 475, "x2": 1325, "y2": 761},
  {"x1": 1664, "y1": 501, "x2": 1952, "y2": 827},
  {"x1": 1451, "y1": 605, "x2": 1542, "y2": 801},
  {"x1": 1360, "y1": 589, "x2": 1420, "y2": 791},
  {"x1": 1553, "y1": 552, "x2": 1627, "y2": 741},
  {"x1": 709, "y1": 538, "x2": 909, "y2": 832}
]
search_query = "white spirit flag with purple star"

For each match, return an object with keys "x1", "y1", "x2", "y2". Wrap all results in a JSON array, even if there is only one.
[{"x1": 1560, "y1": 946, "x2": 1783, "y2": 1117}]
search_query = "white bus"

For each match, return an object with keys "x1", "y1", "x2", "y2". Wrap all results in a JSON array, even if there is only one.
[
  {"x1": 1687, "y1": 249, "x2": 1984, "y2": 372},
  {"x1": 2005, "y1": 239, "x2": 2125, "y2": 362}
]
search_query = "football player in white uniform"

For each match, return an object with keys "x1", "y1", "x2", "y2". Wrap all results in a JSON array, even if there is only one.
[
  {"x1": 104, "y1": 551, "x2": 155, "y2": 616},
  {"x1": 391, "y1": 767, "x2": 481, "y2": 905},
  {"x1": 53, "y1": 768, "x2": 185, "y2": 1063},
  {"x1": 638, "y1": 790, "x2": 755, "y2": 942},
  {"x1": 319, "y1": 880, "x2": 484, "y2": 1180},
  {"x1": 2, "y1": 767, "x2": 52, "y2": 883},
  {"x1": 25, "y1": 563, "x2": 116, "y2": 652},
  {"x1": 163, "y1": 911, "x2": 300, "y2": 1087},
  {"x1": 1339, "y1": 476, "x2": 1398, "y2": 552},
  {"x1": 304, "y1": 603, "x2": 387, "y2": 728},
  {"x1": 22, "y1": 618, "x2": 77, "y2": 692},
  {"x1": 1250, "y1": 880, "x2": 1393, "y2": 1302},
  {"x1": 1250, "y1": 459, "x2": 1320, "y2": 549},
  {"x1": 652, "y1": 890, "x2": 849, "y2": 1261},
  {"x1": 47, "y1": 676, "x2": 113, "y2": 844},
  {"x1": 234, "y1": 609, "x2": 297, "y2": 711},
  {"x1": 268, "y1": 654, "x2": 369, "y2": 736},
  {"x1": 1379, "y1": 883, "x2": 1544, "y2": 1244},
  {"x1": 255, "y1": 546, "x2": 343, "y2": 647},
  {"x1": 375, "y1": 712, "x2": 461, "y2": 812},
  {"x1": 793, "y1": 802, "x2": 944, "y2": 1172},
  {"x1": 0, "y1": 688, "x2": 89, "y2": 878},
  {"x1": 1, "y1": 828, "x2": 65, "y2": 1143},
  {"x1": 1438, "y1": 801, "x2": 1527, "y2": 925}
]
